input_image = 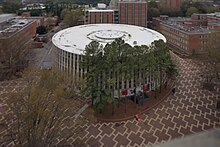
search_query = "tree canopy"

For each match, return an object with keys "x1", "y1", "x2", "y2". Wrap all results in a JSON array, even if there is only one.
[
  {"x1": 4, "y1": 69, "x2": 81, "y2": 147},
  {"x1": 186, "y1": 6, "x2": 199, "y2": 16},
  {"x1": 1, "y1": 2, "x2": 21, "y2": 13},
  {"x1": 36, "y1": 26, "x2": 47, "y2": 35},
  {"x1": 62, "y1": 8, "x2": 83, "y2": 27},
  {"x1": 148, "y1": 7, "x2": 160, "y2": 21},
  {"x1": 81, "y1": 39, "x2": 177, "y2": 113}
]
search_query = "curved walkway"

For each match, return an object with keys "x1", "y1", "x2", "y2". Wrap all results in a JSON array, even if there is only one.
[
  {"x1": 66, "y1": 52, "x2": 220, "y2": 146},
  {"x1": 1, "y1": 52, "x2": 220, "y2": 146}
]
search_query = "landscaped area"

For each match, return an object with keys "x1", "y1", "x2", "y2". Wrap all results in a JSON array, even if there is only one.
[
  {"x1": 1, "y1": 49, "x2": 220, "y2": 146},
  {"x1": 81, "y1": 39, "x2": 177, "y2": 122},
  {"x1": 96, "y1": 84, "x2": 172, "y2": 122},
  {"x1": 1, "y1": 0, "x2": 220, "y2": 146}
]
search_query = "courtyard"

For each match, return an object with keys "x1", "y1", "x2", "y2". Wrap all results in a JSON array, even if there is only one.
[{"x1": 0, "y1": 51, "x2": 220, "y2": 146}]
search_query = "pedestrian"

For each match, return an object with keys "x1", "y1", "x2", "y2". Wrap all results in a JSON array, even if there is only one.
[
  {"x1": 172, "y1": 87, "x2": 176, "y2": 95},
  {"x1": 133, "y1": 84, "x2": 136, "y2": 95},
  {"x1": 165, "y1": 81, "x2": 168, "y2": 88}
]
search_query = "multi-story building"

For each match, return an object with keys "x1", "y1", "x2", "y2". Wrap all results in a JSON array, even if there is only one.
[
  {"x1": 152, "y1": 13, "x2": 220, "y2": 55},
  {"x1": 85, "y1": 9, "x2": 115, "y2": 24},
  {"x1": 85, "y1": 1, "x2": 147, "y2": 27},
  {"x1": 118, "y1": 0, "x2": 147, "y2": 27},
  {"x1": 166, "y1": 0, "x2": 182, "y2": 12},
  {"x1": 0, "y1": 16, "x2": 36, "y2": 80},
  {"x1": 84, "y1": 3, "x2": 117, "y2": 24},
  {"x1": 0, "y1": 14, "x2": 16, "y2": 23},
  {"x1": 52, "y1": 24, "x2": 166, "y2": 92},
  {"x1": 20, "y1": 11, "x2": 44, "y2": 26}
]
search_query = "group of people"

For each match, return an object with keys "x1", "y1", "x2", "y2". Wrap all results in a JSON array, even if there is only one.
[{"x1": 117, "y1": 82, "x2": 176, "y2": 98}]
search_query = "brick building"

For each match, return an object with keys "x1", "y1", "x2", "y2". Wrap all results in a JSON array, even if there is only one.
[
  {"x1": 20, "y1": 12, "x2": 44, "y2": 27},
  {"x1": 85, "y1": 1, "x2": 147, "y2": 27},
  {"x1": 118, "y1": 0, "x2": 147, "y2": 27},
  {"x1": 152, "y1": 13, "x2": 220, "y2": 55},
  {"x1": 84, "y1": 3, "x2": 117, "y2": 24},
  {"x1": 85, "y1": 10, "x2": 115, "y2": 24},
  {"x1": 0, "y1": 17, "x2": 37, "y2": 80},
  {"x1": 166, "y1": 0, "x2": 182, "y2": 12}
]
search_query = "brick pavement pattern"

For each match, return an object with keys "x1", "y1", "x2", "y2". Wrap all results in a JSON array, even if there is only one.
[
  {"x1": 68, "y1": 52, "x2": 220, "y2": 147},
  {"x1": 0, "y1": 80, "x2": 26, "y2": 146},
  {"x1": 1, "y1": 52, "x2": 220, "y2": 146}
]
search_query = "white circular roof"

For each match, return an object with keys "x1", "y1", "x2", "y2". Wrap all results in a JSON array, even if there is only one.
[{"x1": 52, "y1": 24, "x2": 166, "y2": 55}]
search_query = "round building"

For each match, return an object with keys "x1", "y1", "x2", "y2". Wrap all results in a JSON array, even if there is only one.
[{"x1": 52, "y1": 24, "x2": 166, "y2": 92}]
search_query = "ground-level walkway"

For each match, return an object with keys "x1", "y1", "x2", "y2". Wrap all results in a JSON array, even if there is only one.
[
  {"x1": 0, "y1": 52, "x2": 220, "y2": 146},
  {"x1": 65, "y1": 52, "x2": 220, "y2": 146}
]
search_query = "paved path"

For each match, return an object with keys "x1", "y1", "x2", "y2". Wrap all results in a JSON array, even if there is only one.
[
  {"x1": 1, "y1": 53, "x2": 220, "y2": 146},
  {"x1": 64, "y1": 52, "x2": 220, "y2": 146},
  {"x1": 0, "y1": 79, "x2": 25, "y2": 146}
]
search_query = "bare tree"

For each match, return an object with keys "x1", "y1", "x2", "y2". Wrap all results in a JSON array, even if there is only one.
[
  {"x1": 62, "y1": 8, "x2": 83, "y2": 27},
  {"x1": 204, "y1": 29, "x2": 220, "y2": 83},
  {"x1": 3, "y1": 69, "x2": 83, "y2": 147}
]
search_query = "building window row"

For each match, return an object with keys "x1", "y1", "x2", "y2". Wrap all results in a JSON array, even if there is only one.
[
  {"x1": 168, "y1": 38, "x2": 188, "y2": 50},
  {"x1": 200, "y1": 35, "x2": 208, "y2": 38},
  {"x1": 201, "y1": 41, "x2": 207, "y2": 44},
  {"x1": 169, "y1": 28, "x2": 188, "y2": 38},
  {"x1": 162, "y1": 30, "x2": 188, "y2": 45}
]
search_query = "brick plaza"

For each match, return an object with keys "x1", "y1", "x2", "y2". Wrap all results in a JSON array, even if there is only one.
[{"x1": 0, "y1": 52, "x2": 220, "y2": 146}]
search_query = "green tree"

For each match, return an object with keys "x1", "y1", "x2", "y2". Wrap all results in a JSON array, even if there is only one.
[
  {"x1": 103, "y1": 39, "x2": 131, "y2": 111},
  {"x1": 82, "y1": 39, "x2": 134, "y2": 114},
  {"x1": 192, "y1": 2, "x2": 207, "y2": 13},
  {"x1": 152, "y1": 40, "x2": 175, "y2": 93},
  {"x1": 81, "y1": 41, "x2": 104, "y2": 109},
  {"x1": 186, "y1": 6, "x2": 199, "y2": 16},
  {"x1": 1, "y1": 2, "x2": 21, "y2": 13},
  {"x1": 180, "y1": 0, "x2": 190, "y2": 16},
  {"x1": 63, "y1": 8, "x2": 83, "y2": 27},
  {"x1": 102, "y1": 42, "x2": 120, "y2": 114},
  {"x1": 132, "y1": 45, "x2": 151, "y2": 105},
  {"x1": 82, "y1": 39, "x2": 176, "y2": 115},
  {"x1": 148, "y1": 7, "x2": 160, "y2": 21},
  {"x1": 0, "y1": 8, "x2": 3, "y2": 14},
  {"x1": 36, "y1": 26, "x2": 47, "y2": 35},
  {"x1": 112, "y1": 39, "x2": 130, "y2": 108},
  {"x1": 148, "y1": 1, "x2": 158, "y2": 8}
]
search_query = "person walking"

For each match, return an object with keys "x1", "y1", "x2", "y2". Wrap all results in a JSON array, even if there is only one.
[{"x1": 172, "y1": 87, "x2": 176, "y2": 95}]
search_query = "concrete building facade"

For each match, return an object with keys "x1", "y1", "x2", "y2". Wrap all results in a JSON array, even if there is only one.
[{"x1": 52, "y1": 24, "x2": 166, "y2": 93}]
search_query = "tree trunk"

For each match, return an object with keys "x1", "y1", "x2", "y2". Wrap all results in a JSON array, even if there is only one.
[
  {"x1": 159, "y1": 66, "x2": 162, "y2": 93},
  {"x1": 154, "y1": 88, "x2": 157, "y2": 99},
  {"x1": 134, "y1": 94, "x2": 137, "y2": 108},
  {"x1": 91, "y1": 96, "x2": 94, "y2": 106},
  {"x1": 125, "y1": 97, "x2": 127, "y2": 114},
  {"x1": 112, "y1": 103, "x2": 114, "y2": 116},
  {"x1": 117, "y1": 80, "x2": 120, "y2": 108}
]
